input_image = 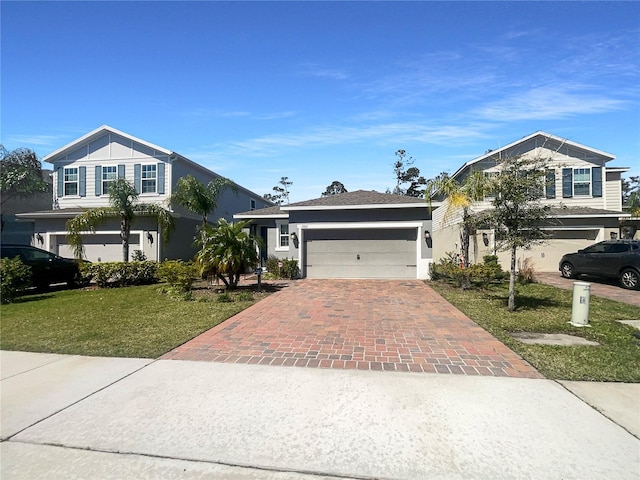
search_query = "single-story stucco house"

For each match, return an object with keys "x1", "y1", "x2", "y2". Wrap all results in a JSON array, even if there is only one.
[{"x1": 234, "y1": 190, "x2": 436, "y2": 279}]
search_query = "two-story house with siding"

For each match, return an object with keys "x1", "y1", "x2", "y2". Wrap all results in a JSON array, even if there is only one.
[
  {"x1": 431, "y1": 131, "x2": 632, "y2": 272},
  {"x1": 17, "y1": 125, "x2": 272, "y2": 262}
]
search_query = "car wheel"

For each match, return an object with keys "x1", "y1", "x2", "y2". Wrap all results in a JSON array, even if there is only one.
[
  {"x1": 620, "y1": 268, "x2": 640, "y2": 290},
  {"x1": 560, "y1": 262, "x2": 576, "y2": 279}
]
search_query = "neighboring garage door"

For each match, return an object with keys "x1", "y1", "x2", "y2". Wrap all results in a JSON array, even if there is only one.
[
  {"x1": 57, "y1": 233, "x2": 140, "y2": 262},
  {"x1": 305, "y1": 228, "x2": 417, "y2": 279}
]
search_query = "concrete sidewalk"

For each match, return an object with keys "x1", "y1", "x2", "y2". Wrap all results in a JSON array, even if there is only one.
[{"x1": 1, "y1": 351, "x2": 639, "y2": 479}]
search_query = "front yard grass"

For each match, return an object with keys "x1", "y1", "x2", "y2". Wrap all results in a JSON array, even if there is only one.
[
  {"x1": 0, "y1": 283, "x2": 265, "y2": 358},
  {"x1": 430, "y1": 281, "x2": 640, "y2": 382}
]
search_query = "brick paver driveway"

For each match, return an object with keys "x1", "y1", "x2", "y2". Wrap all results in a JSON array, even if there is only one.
[{"x1": 163, "y1": 280, "x2": 542, "y2": 378}]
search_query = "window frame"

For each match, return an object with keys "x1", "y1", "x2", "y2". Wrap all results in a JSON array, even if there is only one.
[
  {"x1": 141, "y1": 164, "x2": 157, "y2": 194},
  {"x1": 101, "y1": 165, "x2": 118, "y2": 195},
  {"x1": 63, "y1": 167, "x2": 79, "y2": 196},
  {"x1": 275, "y1": 221, "x2": 290, "y2": 251},
  {"x1": 572, "y1": 167, "x2": 591, "y2": 197}
]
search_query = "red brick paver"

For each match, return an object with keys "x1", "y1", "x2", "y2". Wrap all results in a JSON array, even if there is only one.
[{"x1": 162, "y1": 280, "x2": 542, "y2": 378}]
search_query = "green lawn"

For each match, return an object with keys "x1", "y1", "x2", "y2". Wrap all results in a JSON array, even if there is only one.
[
  {"x1": 430, "y1": 281, "x2": 640, "y2": 382},
  {"x1": 0, "y1": 284, "x2": 259, "y2": 358}
]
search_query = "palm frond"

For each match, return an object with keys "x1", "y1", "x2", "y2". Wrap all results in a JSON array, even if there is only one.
[{"x1": 65, "y1": 207, "x2": 114, "y2": 259}]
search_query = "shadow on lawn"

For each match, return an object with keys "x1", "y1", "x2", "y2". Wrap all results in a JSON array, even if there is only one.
[{"x1": 485, "y1": 291, "x2": 566, "y2": 311}]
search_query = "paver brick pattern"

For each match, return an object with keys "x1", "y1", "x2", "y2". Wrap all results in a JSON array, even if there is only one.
[{"x1": 163, "y1": 280, "x2": 542, "y2": 378}]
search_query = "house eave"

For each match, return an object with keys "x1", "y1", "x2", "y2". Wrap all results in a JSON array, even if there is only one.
[
  {"x1": 282, "y1": 202, "x2": 439, "y2": 212},
  {"x1": 234, "y1": 213, "x2": 289, "y2": 219}
]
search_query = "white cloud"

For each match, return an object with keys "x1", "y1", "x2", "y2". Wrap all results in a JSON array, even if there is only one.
[
  {"x1": 475, "y1": 84, "x2": 628, "y2": 121},
  {"x1": 179, "y1": 108, "x2": 296, "y2": 121},
  {"x1": 4, "y1": 134, "x2": 68, "y2": 147}
]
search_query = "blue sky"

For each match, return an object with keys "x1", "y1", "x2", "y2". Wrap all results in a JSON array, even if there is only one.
[{"x1": 2, "y1": 1, "x2": 639, "y2": 202}]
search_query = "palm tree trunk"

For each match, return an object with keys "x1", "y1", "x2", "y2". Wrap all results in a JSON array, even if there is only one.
[
  {"x1": 461, "y1": 208, "x2": 471, "y2": 268},
  {"x1": 121, "y1": 216, "x2": 131, "y2": 262},
  {"x1": 508, "y1": 244, "x2": 517, "y2": 311}
]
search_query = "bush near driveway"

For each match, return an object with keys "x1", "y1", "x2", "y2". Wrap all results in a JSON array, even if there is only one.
[{"x1": 430, "y1": 281, "x2": 640, "y2": 382}]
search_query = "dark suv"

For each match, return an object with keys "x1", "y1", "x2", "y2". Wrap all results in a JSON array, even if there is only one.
[
  {"x1": 0, "y1": 244, "x2": 84, "y2": 289},
  {"x1": 559, "y1": 240, "x2": 640, "y2": 290}
]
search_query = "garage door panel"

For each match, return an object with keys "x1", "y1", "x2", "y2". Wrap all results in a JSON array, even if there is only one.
[
  {"x1": 307, "y1": 251, "x2": 415, "y2": 265},
  {"x1": 305, "y1": 228, "x2": 417, "y2": 279}
]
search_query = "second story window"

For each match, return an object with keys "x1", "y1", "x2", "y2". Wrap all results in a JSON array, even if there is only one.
[
  {"x1": 64, "y1": 167, "x2": 78, "y2": 196},
  {"x1": 250, "y1": 199, "x2": 256, "y2": 211},
  {"x1": 141, "y1": 165, "x2": 157, "y2": 193},
  {"x1": 102, "y1": 166, "x2": 118, "y2": 194},
  {"x1": 573, "y1": 168, "x2": 591, "y2": 196}
]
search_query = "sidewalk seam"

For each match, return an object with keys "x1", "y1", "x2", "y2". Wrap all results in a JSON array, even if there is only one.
[{"x1": 2, "y1": 359, "x2": 158, "y2": 442}]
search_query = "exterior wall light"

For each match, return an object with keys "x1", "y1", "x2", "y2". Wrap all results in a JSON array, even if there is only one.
[
  {"x1": 482, "y1": 232, "x2": 490, "y2": 246},
  {"x1": 147, "y1": 232, "x2": 154, "y2": 245},
  {"x1": 424, "y1": 230, "x2": 432, "y2": 248},
  {"x1": 290, "y1": 232, "x2": 298, "y2": 242}
]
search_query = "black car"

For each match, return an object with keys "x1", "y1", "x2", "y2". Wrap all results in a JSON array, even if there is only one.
[
  {"x1": 0, "y1": 244, "x2": 84, "y2": 289},
  {"x1": 559, "y1": 240, "x2": 640, "y2": 290}
]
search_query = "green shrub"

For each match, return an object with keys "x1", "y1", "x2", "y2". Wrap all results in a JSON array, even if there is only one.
[
  {"x1": 131, "y1": 250, "x2": 147, "y2": 261},
  {"x1": 431, "y1": 251, "x2": 504, "y2": 289},
  {"x1": 0, "y1": 257, "x2": 32, "y2": 303},
  {"x1": 81, "y1": 261, "x2": 159, "y2": 288},
  {"x1": 217, "y1": 292, "x2": 233, "y2": 303},
  {"x1": 157, "y1": 260, "x2": 198, "y2": 293},
  {"x1": 264, "y1": 255, "x2": 299, "y2": 279}
]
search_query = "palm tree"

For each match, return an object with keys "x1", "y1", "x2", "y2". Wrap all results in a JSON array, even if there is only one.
[
  {"x1": 66, "y1": 178, "x2": 174, "y2": 261},
  {"x1": 196, "y1": 218, "x2": 259, "y2": 290},
  {"x1": 425, "y1": 171, "x2": 493, "y2": 268},
  {"x1": 169, "y1": 175, "x2": 236, "y2": 228}
]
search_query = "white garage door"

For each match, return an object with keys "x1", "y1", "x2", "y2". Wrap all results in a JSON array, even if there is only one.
[
  {"x1": 57, "y1": 234, "x2": 140, "y2": 262},
  {"x1": 304, "y1": 228, "x2": 417, "y2": 279}
]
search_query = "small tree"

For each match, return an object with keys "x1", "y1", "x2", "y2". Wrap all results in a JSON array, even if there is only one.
[
  {"x1": 264, "y1": 176, "x2": 293, "y2": 205},
  {"x1": 169, "y1": 175, "x2": 236, "y2": 228},
  {"x1": 480, "y1": 155, "x2": 551, "y2": 311},
  {"x1": 392, "y1": 150, "x2": 427, "y2": 197},
  {"x1": 622, "y1": 175, "x2": 640, "y2": 217},
  {"x1": 67, "y1": 178, "x2": 174, "y2": 262},
  {"x1": 0, "y1": 146, "x2": 48, "y2": 231},
  {"x1": 322, "y1": 181, "x2": 348, "y2": 197},
  {"x1": 196, "y1": 218, "x2": 259, "y2": 290}
]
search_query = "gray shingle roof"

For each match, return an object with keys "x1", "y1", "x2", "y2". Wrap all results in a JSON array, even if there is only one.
[
  {"x1": 549, "y1": 207, "x2": 629, "y2": 217},
  {"x1": 283, "y1": 190, "x2": 425, "y2": 209},
  {"x1": 234, "y1": 205, "x2": 285, "y2": 217}
]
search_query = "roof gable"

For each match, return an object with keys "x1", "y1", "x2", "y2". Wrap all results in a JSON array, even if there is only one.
[
  {"x1": 43, "y1": 125, "x2": 172, "y2": 164},
  {"x1": 452, "y1": 131, "x2": 616, "y2": 179}
]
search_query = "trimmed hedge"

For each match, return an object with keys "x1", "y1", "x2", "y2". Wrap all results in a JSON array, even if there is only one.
[{"x1": 80, "y1": 261, "x2": 158, "y2": 288}]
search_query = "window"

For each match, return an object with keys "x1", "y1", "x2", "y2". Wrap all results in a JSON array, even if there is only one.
[
  {"x1": 277, "y1": 222, "x2": 289, "y2": 249},
  {"x1": 562, "y1": 167, "x2": 602, "y2": 198},
  {"x1": 102, "y1": 166, "x2": 118, "y2": 194},
  {"x1": 573, "y1": 168, "x2": 591, "y2": 197},
  {"x1": 141, "y1": 165, "x2": 156, "y2": 193},
  {"x1": 64, "y1": 168, "x2": 78, "y2": 196},
  {"x1": 250, "y1": 199, "x2": 256, "y2": 211}
]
